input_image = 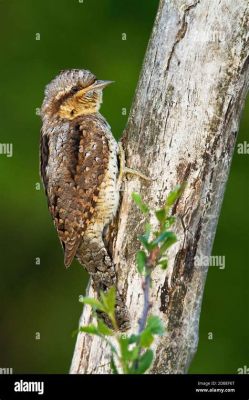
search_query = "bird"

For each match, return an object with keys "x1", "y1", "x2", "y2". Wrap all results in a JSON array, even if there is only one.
[{"x1": 40, "y1": 69, "x2": 148, "y2": 330}]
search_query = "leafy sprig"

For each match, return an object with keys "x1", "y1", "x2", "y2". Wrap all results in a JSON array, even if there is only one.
[{"x1": 78, "y1": 184, "x2": 185, "y2": 374}]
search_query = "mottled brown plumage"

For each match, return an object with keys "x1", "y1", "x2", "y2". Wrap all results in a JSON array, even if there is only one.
[{"x1": 40, "y1": 69, "x2": 130, "y2": 330}]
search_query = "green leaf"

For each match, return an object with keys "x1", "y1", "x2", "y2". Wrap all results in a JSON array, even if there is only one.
[
  {"x1": 136, "y1": 250, "x2": 147, "y2": 274},
  {"x1": 80, "y1": 297, "x2": 105, "y2": 312},
  {"x1": 97, "y1": 320, "x2": 113, "y2": 336},
  {"x1": 119, "y1": 337, "x2": 131, "y2": 361},
  {"x1": 151, "y1": 231, "x2": 173, "y2": 247},
  {"x1": 140, "y1": 330, "x2": 154, "y2": 348},
  {"x1": 100, "y1": 287, "x2": 116, "y2": 316},
  {"x1": 110, "y1": 355, "x2": 118, "y2": 374},
  {"x1": 119, "y1": 337, "x2": 139, "y2": 362},
  {"x1": 132, "y1": 192, "x2": 149, "y2": 214},
  {"x1": 166, "y1": 184, "x2": 185, "y2": 207},
  {"x1": 138, "y1": 223, "x2": 152, "y2": 250},
  {"x1": 146, "y1": 316, "x2": 164, "y2": 335},
  {"x1": 128, "y1": 334, "x2": 139, "y2": 344},
  {"x1": 138, "y1": 235, "x2": 151, "y2": 251},
  {"x1": 155, "y1": 209, "x2": 166, "y2": 223},
  {"x1": 79, "y1": 325, "x2": 99, "y2": 335},
  {"x1": 160, "y1": 233, "x2": 177, "y2": 254},
  {"x1": 139, "y1": 316, "x2": 164, "y2": 347},
  {"x1": 135, "y1": 349, "x2": 153, "y2": 374},
  {"x1": 159, "y1": 259, "x2": 168, "y2": 270}
]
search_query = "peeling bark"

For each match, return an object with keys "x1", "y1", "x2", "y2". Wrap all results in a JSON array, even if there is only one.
[{"x1": 70, "y1": 0, "x2": 249, "y2": 374}]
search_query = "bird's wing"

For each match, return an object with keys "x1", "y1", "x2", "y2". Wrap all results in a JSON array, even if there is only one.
[
  {"x1": 40, "y1": 118, "x2": 111, "y2": 267},
  {"x1": 40, "y1": 132, "x2": 49, "y2": 196}
]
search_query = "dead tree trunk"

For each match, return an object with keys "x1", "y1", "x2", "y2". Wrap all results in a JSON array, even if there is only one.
[{"x1": 70, "y1": 0, "x2": 249, "y2": 374}]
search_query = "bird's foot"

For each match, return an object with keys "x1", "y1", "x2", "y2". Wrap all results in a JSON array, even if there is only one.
[{"x1": 118, "y1": 143, "x2": 150, "y2": 185}]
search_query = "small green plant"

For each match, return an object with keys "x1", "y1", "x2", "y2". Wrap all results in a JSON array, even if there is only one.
[{"x1": 78, "y1": 184, "x2": 185, "y2": 374}]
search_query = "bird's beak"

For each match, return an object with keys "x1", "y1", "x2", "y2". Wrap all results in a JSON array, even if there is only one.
[{"x1": 90, "y1": 80, "x2": 114, "y2": 90}]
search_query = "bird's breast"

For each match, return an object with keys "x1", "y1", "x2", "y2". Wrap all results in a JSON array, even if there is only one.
[{"x1": 94, "y1": 133, "x2": 120, "y2": 226}]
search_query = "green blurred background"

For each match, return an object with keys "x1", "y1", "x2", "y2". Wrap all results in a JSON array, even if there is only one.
[{"x1": 0, "y1": 0, "x2": 248, "y2": 374}]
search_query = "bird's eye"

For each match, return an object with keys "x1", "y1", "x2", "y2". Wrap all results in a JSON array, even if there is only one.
[
  {"x1": 71, "y1": 86, "x2": 79, "y2": 94},
  {"x1": 85, "y1": 90, "x2": 94, "y2": 98}
]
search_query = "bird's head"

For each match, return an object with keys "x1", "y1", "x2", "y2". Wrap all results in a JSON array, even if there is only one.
[{"x1": 41, "y1": 69, "x2": 113, "y2": 120}]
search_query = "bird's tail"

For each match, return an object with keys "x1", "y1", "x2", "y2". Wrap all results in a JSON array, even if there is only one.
[
  {"x1": 76, "y1": 234, "x2": 130, "y2": 331},
  {"x1": 63, "y1": 238, "x2": 81, "y2": 268}
]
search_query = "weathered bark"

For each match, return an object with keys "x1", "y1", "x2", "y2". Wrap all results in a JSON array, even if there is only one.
[{"x1": 70, "y1": 0, "x2": 249, "y2": 374}]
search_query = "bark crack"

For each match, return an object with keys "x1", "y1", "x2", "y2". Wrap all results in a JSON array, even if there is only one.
[{"x1": 165, "y1": 1, "x2": 200, "y2": 72}]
